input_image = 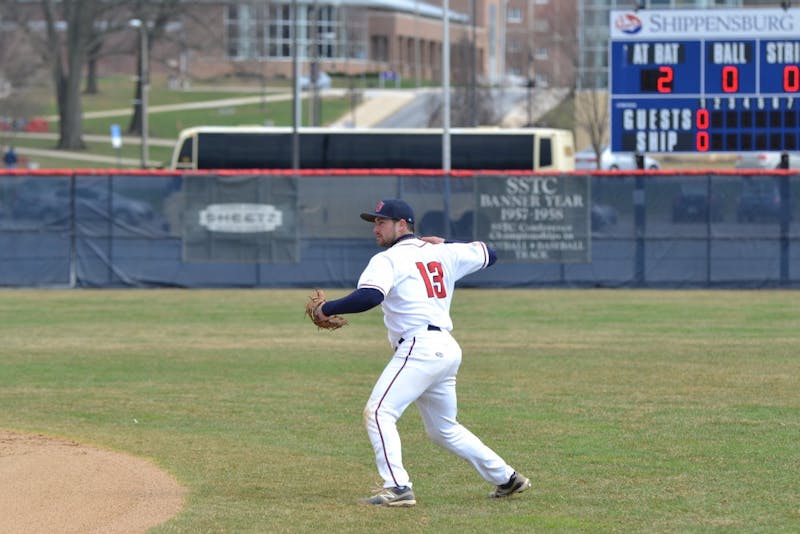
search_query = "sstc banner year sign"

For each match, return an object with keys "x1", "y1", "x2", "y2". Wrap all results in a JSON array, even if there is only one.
[{"x1": 475, "y1": 175, "x2": 590, "y2": 263}]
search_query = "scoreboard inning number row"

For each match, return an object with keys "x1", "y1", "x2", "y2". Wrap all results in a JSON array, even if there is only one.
[{"x1": 609, "y1": 8, "x2": 800, "y2": 154}]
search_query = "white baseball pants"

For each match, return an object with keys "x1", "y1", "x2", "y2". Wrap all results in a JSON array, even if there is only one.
[{"x1": 363, "y1": 330, "x2": 514, "y2": 489}]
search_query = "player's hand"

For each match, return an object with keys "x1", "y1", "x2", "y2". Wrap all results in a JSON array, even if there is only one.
[
  {"x1": 305, "y1": 289, "x2": 348, "y2": 330},
  {"x1": 419, "y1": 236, "x2": 445, "y2": 244},
  {"x1": 313, "y1": 305, "x2": 331, "y2": 323}
]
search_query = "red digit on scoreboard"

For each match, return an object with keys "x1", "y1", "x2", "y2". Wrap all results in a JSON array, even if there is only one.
[
  {"x1": 784, "y1": 65, "x2": 800, "y2": 92},
  {"x1": 657, "y1": 66, "x2": 674, "y2": 93},
  {"x1": 696, "y1": 132, "x2": 710, "y2": 152},
  {"x1": 696, "y1": 109, "x2": 709, "y2": 129},
  {"x1": 696, "y1": 109, "x2": 709, "y2": 151},
  {"x1": 722, "y1": 66, "x2": 739, "y2": 93}
]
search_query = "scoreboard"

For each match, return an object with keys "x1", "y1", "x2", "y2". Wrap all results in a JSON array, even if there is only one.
[{"x1": 609, "y1": 8, "x2": 800, "y2": 154}]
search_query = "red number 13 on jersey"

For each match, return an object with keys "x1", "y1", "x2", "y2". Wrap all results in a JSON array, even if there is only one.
[{"x1": 416, "y1": 261, "x2": 446, "y2": 298}]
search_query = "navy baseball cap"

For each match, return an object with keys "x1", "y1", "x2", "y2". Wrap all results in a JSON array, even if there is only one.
[{"x1": 360, "y1": 199, "x2": 415, "y2": 224}]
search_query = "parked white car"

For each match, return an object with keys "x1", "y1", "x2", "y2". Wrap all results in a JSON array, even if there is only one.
[
  {"x1": 735, "y1": 151, "x2": 800, "y2": 169},
  {"x1": 574, "y1": 146, "x2": 661, "y2": 171}
]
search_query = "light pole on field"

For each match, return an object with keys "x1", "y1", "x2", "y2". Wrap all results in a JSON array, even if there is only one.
[
  {"x1": 129, "y1": 18, "x2": 149, "y2": 169},
  {"x1": 442, "y1": 0, "x2": 450, "y2": 173},
  {"x1": 291, "y1": 0, "x2": 301, "y2": 170}
]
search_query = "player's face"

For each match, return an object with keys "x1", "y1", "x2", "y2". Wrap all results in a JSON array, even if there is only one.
[{"x1": 372, "y1": 217, "x2": 401, "y2": 247}]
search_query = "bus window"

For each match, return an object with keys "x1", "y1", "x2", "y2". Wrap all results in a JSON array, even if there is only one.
[
  {"x1": 452, "y1": 135, "x2": 533, "y2": 170},
  {"x1": 175, "y1": 137, "x2": 195, "y2": 170},
  {"x1": 198, "y1": 132, "x2": 293, "y2": 169},
  {"x1": 539, "y1": 138, "x2": 553, "y2": 169}
]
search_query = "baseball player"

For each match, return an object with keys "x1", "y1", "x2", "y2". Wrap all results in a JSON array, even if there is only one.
[{"x1": 311, "y1": 199, "x2": 530, "y2": 507}]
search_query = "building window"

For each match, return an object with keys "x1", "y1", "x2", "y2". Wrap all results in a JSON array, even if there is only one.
[
  {"x1": 227, "y1": 4, "x2": 257, "y2": 59},
  {"x1": 535, "y1": 47, "x2": 549, "y2": 60},
  {"x1": 226, "y1": 3, "x2": 366, "y2": 61},
  {"x1": 507, "y1": 7, "x2": 523, "y2": 23},
  {"x1": 267, "y1": 4, "x2": 293, "y2": 59}
]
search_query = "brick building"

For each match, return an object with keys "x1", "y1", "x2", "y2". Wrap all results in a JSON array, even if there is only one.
[{"x1": 130, "y1": 0, "x2": 575, "y2": 88}]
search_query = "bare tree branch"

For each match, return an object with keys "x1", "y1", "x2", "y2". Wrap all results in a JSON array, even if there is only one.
[{"x1": 574, "y1": 84, "x2": 609, "y2": 169}]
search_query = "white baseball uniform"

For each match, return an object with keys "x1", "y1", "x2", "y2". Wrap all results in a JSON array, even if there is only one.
[{"x1": 357, "y1": 236, "x2": 516, "y2": 489}]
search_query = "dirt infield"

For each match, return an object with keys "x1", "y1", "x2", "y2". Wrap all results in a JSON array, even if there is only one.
[{"x1": 0, "y1": 430, "x2": 186, "y2": 533}]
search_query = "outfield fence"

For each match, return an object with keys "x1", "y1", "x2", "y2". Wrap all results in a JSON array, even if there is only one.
[{"x1": 0, "y1": 169, "x2": 798, "y2": 288}]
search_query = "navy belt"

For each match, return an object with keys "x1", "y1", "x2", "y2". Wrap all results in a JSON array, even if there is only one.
[{"x1": 397, "y1": 325, "x2": 440, "y2": 347}]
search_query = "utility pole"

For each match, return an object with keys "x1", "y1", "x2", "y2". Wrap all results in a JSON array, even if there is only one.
[
  {"x1": 292, "y1": 0, "x2": 301, "y2": 170},
  {"x1": 129, "y1": 19, "x2": 149, "y2": 168},
  {"x1": 310, "y1": 0, "x2": 321, "y2": 126},
  {"x1": 442, "y1": 0, "x2": 451, "y2": 172},
  {"x1": 470, "y1": 0, "x2": 477, "y2": 126},
  {"x1": 414, "y1": 0, "x2": 421, "y2": 87}
]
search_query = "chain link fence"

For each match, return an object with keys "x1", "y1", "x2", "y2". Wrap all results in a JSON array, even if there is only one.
[{"x1": 0, "y1": 170, "x2": 797, "y2": 288}]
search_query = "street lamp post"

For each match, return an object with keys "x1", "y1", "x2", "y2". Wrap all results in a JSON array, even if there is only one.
[
  {"x1": 291, "y1": 0, "x2": 301, "y2": 170},
  {"x1": 442, "y1": 0, "x2": 450, "y2": 172},
  {"x1": 129, "y1": 19, "x2": 149, "y2": 169},
  {"x1": 442, "y1": 0, "x2": 451, "y2": 239}
]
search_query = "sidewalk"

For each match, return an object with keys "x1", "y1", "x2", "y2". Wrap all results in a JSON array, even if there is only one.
[
  {"x1": 42, "y1": 91, "x2": 327, "y2": 122},
  {"x1": 329, "y1": 90, "x2": 417, "y2": 128},
  {"x1": 501, "y1": 87, "x2": 570, "y2": 128},
  {"x1": 42, "y1": 87, "x2": 413, "y2": 128},
  {"x1": 14, "y1": 146, "x2": 156, "y2": 168}
]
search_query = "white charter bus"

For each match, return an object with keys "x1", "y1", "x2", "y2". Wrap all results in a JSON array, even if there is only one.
[{"x1": 169, "y1": 126, "x2": 576, "y2": 172}]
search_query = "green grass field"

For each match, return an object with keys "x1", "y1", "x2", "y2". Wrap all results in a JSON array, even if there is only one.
[{"x1": 1, "y1": 289, "x2": 798, "y2": 532}]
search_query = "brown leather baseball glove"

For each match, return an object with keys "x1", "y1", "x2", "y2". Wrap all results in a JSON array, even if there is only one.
[{"x1": 305, "y1": 289, "x2": 348, "y2": 330}]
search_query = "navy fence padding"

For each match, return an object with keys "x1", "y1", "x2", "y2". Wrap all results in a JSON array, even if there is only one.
[{"x1": 0, "y1": 170, "x2": 797, "y2": 288}]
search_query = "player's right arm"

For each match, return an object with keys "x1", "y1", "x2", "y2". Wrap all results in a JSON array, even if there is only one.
[
  {"x1": 419, "y1": 236, "x2": 497, "y2": 267},
  {"x1": 321, "y1": 288, "x2": 383, "y2": 316},
  {"x1": 321, "y1": 254, "x2": 393, "y2": 316}
]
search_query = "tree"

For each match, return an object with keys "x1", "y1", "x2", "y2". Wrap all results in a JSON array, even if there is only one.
[
  {"x1": 574, "y1": 73, "x2": 609, "y2": 170},
  {"x1": 425, "y1": 36, "x2": 498, "y2": 128},
  {"x1": 38, "y1": 0, "x2": 101, "y2": 149},
  {"x1": 0, "y1": 11, "x2": 45, "y2": 129},
  {"x1": 0, "y1": 0, "x2": 126, "y2": 149},
  {"x1": 126, "y1": 0, "x2": 186, "y2": 136},
  {"x1": 0, "y1": 0, "x2": 205, "y2": 150},
  {"x1": 84, "y1": 36, "x2": 103, "y2": 94}
]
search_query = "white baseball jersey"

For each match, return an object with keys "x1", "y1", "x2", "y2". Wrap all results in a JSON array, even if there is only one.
[{"x1": 357, "y1": 237, "x2": 490, "y2": 346}]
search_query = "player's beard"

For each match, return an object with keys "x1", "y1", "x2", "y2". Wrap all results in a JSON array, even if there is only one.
[
  {"x1": 377, "y1": 231, "x2": 394, "y2": 248},
  {"x1": 376, "y1": 225, "x2": 399, "y2": 248}
]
